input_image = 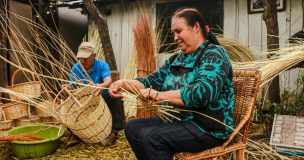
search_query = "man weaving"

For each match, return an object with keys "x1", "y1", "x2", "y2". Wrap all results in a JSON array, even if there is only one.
[{"x1": 62, "y1": 42, "x2": 124, "y2": 147}]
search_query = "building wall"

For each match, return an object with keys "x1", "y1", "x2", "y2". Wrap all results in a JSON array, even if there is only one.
[
  {"x1": 58, "y1": 7, "x2": 88, "y2": 62},
  {"x1": 224, "y1": 0, "x2": 303, "y2": 91},
  {"x1": 94, "y1": 0, "x2": 303, "y2": 92}
]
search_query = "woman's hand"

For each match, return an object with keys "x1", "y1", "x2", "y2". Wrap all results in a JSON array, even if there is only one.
[
  {"x1": 138, "y1": 88, "x2": 162, "y2": 101},
  {"x1": 92, "y1": 84, "x2": 104, "y2": 97},
  {"x1": 109, "y1": 80, "x2": 124, "y2": 98}
]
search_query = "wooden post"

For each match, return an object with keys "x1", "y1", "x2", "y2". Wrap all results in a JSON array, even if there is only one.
[
  {"x1": 0, "y1": 0, "x2": 9, "y2": 103},
  {"x1": 236, "y1": 149, "x2": 245, "y2": 160},
  {"x1": 82, "y1": 0, "x2": 117, "y2": 71}
]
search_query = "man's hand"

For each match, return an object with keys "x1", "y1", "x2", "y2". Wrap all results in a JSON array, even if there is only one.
[
  {"x1": 92, "y1": 84, "x2": 104, "y2": 97},
  {"x1": 109, "y1": 80, "x2": 124, "y2": 99},
  {"x1": 62, "y1": 84, "x2": 72, "y2": 90}
]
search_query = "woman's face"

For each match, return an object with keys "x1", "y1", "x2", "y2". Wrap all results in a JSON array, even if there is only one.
[{"x1": 171, "y1": 17, "x2": 202, "y2": 55}]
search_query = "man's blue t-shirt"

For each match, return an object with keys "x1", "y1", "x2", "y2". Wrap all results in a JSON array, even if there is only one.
[{"x1": 69, "y1": 59, "x2": 111, "y2": 97}]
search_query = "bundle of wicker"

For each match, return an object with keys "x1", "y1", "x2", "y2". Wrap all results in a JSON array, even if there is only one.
[
  {"x1": 0, "y1": 135, "x2": 44, "y2": 142},
  {"x1": 121, "y1": 81, "x2": 180, "y2": 122},
  {"x1": 6, "y1": 68, "x2": 40, "y2": 101},
  {"x1": 218, "y1": 38, "x2": 256, "y2": 62},
  {"x1": 53, "y1": 80, "x2": 112, "y2": 143}
]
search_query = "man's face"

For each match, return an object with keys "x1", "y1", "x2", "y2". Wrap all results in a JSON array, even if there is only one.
[{"x1": 79, "y1": 53, "x2": 96, "y2": 71}]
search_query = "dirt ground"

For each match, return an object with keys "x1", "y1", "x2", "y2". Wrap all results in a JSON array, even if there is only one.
[{"x1": 1, "y1": 122, "x2": 304, "y2": 160}]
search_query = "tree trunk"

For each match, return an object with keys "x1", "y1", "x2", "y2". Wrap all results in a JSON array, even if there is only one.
[
  {"x1": 262, "y1": 0, "x2": 280, "y2": 134},
  {"x1": 82, "y1": 0, "x2": 117, "y2": 70}
]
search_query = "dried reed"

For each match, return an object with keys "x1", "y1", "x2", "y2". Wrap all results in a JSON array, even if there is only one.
[
  {"x1": 218, "y1": 37, "x2": 256, "y2": 62},
  {"x1": 131, "y1": 3, "x2": 155, "y2": 77},
  {"x1": 0, "y1": 135, "x2": 44, "y2": 142},
  {"x1": 0, "y1": 126, "x2": 48, "y2": 142}
]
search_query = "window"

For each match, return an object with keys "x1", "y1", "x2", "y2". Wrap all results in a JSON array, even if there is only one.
[{"x1": 156, "y1": 0, "x2": 224, "y2": 53}]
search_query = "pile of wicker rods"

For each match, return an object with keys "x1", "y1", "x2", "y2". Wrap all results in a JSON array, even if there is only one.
[
  {"x1": 0, "y1": 127, "x2": 46, "y2": 142},
  {"x1": 0, "y1": 135, "x2": 43, "y2": 142}
]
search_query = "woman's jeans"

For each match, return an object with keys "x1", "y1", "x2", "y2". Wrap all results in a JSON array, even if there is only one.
[{"x1": 125, "y1": 116, "x2": 226, "y2": 160}]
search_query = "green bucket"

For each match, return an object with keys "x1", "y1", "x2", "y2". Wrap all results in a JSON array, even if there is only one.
[{"x1": 6, "y1": 124, "x2": 65, "y2": 159}]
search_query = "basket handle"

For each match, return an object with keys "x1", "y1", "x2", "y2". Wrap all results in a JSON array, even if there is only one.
[
  {"x1": 53, "y1": 79, "x2": 94, "y2": 116},
  {"x1": 11, "y1": 68, "x2": 36, "y2": 86},
  {"x1": 63, "y1": 87, "x2": 89, "y2": 117},
  {"x1": 41, "y1": 91, "x2": 60, "y2": 104}
]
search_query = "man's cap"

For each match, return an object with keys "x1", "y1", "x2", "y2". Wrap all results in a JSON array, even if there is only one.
[{"x1": 77, "y1": 42, "x2": 95, "y2": 58}]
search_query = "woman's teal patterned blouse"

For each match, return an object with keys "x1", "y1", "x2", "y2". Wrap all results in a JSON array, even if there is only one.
[{"x1": 135, "y1": 40, "x2": 234, "y2": 140}]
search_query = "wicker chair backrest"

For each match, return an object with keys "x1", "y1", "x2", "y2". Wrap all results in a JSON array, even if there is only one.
[{"x1": 230, "y1": 69, "x2": 262, "y2": 144}]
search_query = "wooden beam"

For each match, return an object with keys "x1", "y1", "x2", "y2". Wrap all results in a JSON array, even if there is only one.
[
  {"x1": 82, "y1": 0, "x2": 117, "y2": 70},
  {"x1": 0, "y1": 0, "x2": 8, "y2": 98}
]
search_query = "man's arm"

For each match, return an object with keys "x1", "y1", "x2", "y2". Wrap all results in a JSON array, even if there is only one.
[
  {"x1": 92, "y1": 77, "x2": 112, "y2": 96},
  {"x1": 61, "y1": 66, "x2": 78, "y2": 90}
]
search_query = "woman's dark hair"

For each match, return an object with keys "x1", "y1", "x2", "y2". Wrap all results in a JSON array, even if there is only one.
[{"x1": 172, "y1": 8, "x2": 219, "y2": 45}]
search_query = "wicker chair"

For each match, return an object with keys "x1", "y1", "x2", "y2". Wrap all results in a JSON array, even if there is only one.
[{"x1": 174, "y1": 69, "x2": 262, "y2": 160}]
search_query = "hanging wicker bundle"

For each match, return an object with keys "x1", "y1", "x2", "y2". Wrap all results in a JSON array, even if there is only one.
[
  {"x1": 6, "y1": 68, "x2": 41, "y2": 101},
  {"x1": 53, "y1": 80, "x2": 112, "y2": 143}
]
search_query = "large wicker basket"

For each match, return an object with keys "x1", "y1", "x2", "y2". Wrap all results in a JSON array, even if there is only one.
[
  {"x1": 0, "y1": 110, "x2": 13, "y2": 130},
  {"x1": 2, "y1": 101, "x2": 28, "y2": 120},
  {"x1": 35, "y1": 91, "x2": 59, "y2": 117},
  {"x1": 53, "y1": 80, "x2": 112, "y2": 143},
  {"x1": 6, "y1": 68, "x2": 41, "y2": 101}
]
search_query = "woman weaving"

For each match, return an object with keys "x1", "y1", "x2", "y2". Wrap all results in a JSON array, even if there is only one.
[{"x1": 109, "y1": 8, "x2": 235, "y2": 160}]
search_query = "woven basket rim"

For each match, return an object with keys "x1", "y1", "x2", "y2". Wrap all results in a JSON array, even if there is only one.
[
  {"x1": 16, "y1": 117, "x2": 40, "y2": 121},
  {"x1": 1, "y1": 102, "x2": 23, "y2": 108},
  {"x1": 6, "y1": 81, "x2": 40, "y2": 88},
  {"x1": 0, "y1": 120, "x2": 13, "y2": 122}
]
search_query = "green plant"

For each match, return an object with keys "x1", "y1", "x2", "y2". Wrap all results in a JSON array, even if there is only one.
[
  {"x1": 254, "y1": 97, "x2": 273, "y2": 137},
  {"x1": 254, "y1": 70, "x2": 304, "y2": 137}
]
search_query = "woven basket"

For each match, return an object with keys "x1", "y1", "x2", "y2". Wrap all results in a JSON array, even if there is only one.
[
  {"x1": 35, "y1": 91, "x2": 59, "y2": 117},
  {"x1": 14, "y1": 115, "x2": 41, "y2": 126},
  {"x1": 0, "y1": 110, "x2": 13, "y2": 130},
  {"x1": 40, "y1": 117, "x2": 53, "y2": 123},
  {"x1": 6, "y1": 68, "x2": 41, "y2": 101},
  {"x1": 53, "y1": 80, "x2": 112, "y2": 143},
  {"x1": 51, "y1": 117, "x2": 61, "y2": 124},
  {"x1": 2, "y1": 101, "x2": 28, "y2": 120}
]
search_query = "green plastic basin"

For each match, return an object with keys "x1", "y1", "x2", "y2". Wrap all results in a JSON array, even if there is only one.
[{"x1": 7, "y1": 124, "x2": 65, "y2": 159}]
